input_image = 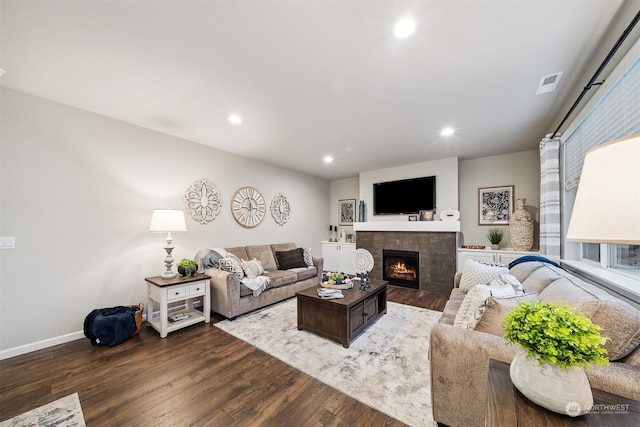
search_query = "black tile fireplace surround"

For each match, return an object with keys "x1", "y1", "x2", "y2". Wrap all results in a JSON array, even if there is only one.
[{"x1": 356, "y1": 231, "x2": 456, "y2": 295}]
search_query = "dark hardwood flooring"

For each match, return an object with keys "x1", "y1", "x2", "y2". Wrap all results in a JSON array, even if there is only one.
[{"x1": 0, "y1": 286, "x2": 446, "y2": 426}]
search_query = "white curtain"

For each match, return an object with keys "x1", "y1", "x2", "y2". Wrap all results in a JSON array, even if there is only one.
[{"x1": 539, "y1": 137, "x2": 561, "y2": 260}]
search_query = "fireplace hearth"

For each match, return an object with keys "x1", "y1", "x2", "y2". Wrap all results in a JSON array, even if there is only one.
[{"x1": 383, "y1": 249, "x2": 419, "y2": 289}]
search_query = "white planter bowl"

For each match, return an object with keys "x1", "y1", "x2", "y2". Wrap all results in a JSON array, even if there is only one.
[{"x1": 510, "y1": 350, "x2": 593, "y2": 416}]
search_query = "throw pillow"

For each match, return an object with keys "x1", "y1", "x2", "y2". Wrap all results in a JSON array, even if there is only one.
[
  {"x1": 220, "y1": 254, "x2": 244, "y2": 279},
  {"x1": 240, "y1": 258, "x2": 265, "y2": 279},
  {"x1": 275, "y1": 248, "x2": 307, "y2": 269},
  {"x1": 459, "y1": 258, "x2": 509, "y2": 293},
  {"x1": 489, "y1": 273, "x2": 524, "y2": 294},
  {"x1": 454, "y1": 284, "x2": 517, "y2": 330},
  {"x1": 303, "y1": 248, "x2": 313, "y2": 267},
  {"x1": 474, "y1": 292, "x2": 539, "y2": 336}
]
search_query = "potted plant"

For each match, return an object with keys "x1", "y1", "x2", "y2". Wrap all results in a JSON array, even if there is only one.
[
  {"x1": 486, "y1": 228, "x2": 504, "y2": 249},
  {"x1": 177, "y1": 259, "x2": 198, "y2": 278},
  {"x1": 502, "y1": 301, "x2": 608, "y2": 416}
]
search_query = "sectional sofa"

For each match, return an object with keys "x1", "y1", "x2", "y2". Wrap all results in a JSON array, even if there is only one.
[{"x1": 429, "y1": 257, "x2": 640, "y2": 427}]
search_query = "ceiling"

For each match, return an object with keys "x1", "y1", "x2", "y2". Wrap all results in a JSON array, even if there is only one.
[{"x1": 0, "y1": 1, "x2": 629, "y2": 180}]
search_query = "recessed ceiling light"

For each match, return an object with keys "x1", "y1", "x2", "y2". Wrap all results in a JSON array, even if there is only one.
[
  {"x1": 394, "y1": 18, "x2": 416, "y2": 38},
  {"x1": 228, "y1": 114, "x2": 242, "y2": 124},
  {"x1": 0, "y1": 68, "x2": 5, "y2": 77},
  {"x1": 441, "y1": 127, "x2": 455, "y2": 136},
  {"x1": 323, "y1": 155, "x2": 334, "y2": 164}
]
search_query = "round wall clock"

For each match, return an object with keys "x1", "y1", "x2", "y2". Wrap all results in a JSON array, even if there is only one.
[{"x1": 231, "y1": 187, "x2": 266, "y2": 228}]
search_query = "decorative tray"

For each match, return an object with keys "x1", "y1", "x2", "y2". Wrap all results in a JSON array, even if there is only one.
[
  {"x1": 320, "y1": 279, "x2": 354, "y2": 289},
  {"x1": 461, "y1": 245, "x2": 486, "y2": 249}
]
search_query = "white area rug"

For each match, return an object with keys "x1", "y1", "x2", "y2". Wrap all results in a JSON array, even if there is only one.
[
  {"x1": 0, "y1": 393, "x2": 85, "y2": 427},
  {"x1": 215, "y1": 298, "x2": 440, "y2": 426}
]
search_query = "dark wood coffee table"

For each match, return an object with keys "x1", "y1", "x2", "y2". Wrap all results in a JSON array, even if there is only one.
[
  {"x1": 485, "y1": 359, "x2": 640, "y2": 426},
  {"x1": 296, "y1": 279, "x2": 388, "y2": 348}
]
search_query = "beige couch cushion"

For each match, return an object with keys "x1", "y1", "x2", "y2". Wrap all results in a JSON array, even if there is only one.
[
  {"x1": 246, "y1": 245, "x2": 278, "y2": 271},
  {"x1": 264, "y1": 270, "x2": 297, "y2": 288},
  {"x1": 474, "y1": 292, "x2": 539, "y2": 336},
  {"x1": 539, "y1": 276, "x2": 640, "y2": 361},
  {"x1": 520, "y1": 264, "x2": 567, "y2": 294},
  {"x1": 226, "y1": 246, "x2": 249, "y2": 260}
]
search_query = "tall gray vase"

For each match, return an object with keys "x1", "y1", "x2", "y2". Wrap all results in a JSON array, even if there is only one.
[{"x1": 510, "y1": 198, "x2": 533, "y2": 251}]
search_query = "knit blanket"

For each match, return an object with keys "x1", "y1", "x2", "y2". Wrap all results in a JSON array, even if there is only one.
[{"x1": 240, "y1": 275, "x2": 270, "y2": 297}]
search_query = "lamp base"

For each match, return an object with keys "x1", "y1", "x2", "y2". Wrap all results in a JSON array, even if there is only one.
[{"x1": 162, "y1": 271, "x2": 177, "y2": 279}]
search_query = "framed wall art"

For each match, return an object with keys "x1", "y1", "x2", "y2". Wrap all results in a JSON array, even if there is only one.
[
  {"x1": 478, "y1": 185, "x2": 514, "y2": 225},
  {"x1": 339, "y1": 199, "x2": 356, "y2": 225}
]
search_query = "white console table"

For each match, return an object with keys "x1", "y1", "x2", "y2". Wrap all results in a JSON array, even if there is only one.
[{"x1": 457, "y1": 248, "x2": 540, "y2": 271}]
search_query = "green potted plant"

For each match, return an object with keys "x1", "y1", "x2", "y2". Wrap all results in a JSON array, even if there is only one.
[
  {"x1": 486, "y1": 228, "x2": 504, "y2": 249},
  {"x1": 502, "y1": 301, "x2": 608, "y2": 416},
  {"x1": 177, "y1": 259, "x2": 198, "y2": 278}
]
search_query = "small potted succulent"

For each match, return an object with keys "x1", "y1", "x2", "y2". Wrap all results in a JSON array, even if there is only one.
[
  {"x1": 502, "y1": 301, "x2": 608, "y2": 416},
  {"x1": 486, "y1": 228, "x2": 504, "y2": 249},
  {"x1": 177, "y1": 259, "x2": 198, "y2": 278}
]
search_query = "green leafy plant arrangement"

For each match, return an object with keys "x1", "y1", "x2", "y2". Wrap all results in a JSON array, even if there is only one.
[
  {"x1": 177, "y1": 259, "x2": 198, "y2": 278},
  {"x1": 486, "y1": 228, "x2": 504, "y2": 244},
  {"x1": 502, "y1": 300, "x2": 608, "y2": 370}
]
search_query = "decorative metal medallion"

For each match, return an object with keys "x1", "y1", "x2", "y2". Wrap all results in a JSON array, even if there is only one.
[
  {"x1": 352, "y1": 248, "x2": 374, "y2": 274},
  {"x1": 183, "y1": 178, "x2": 223, "y2": 224},
  {"x1": 231, "y1": 187, "x2": 266, "y2": 228},
  {"x1": 270, "y1": 193, "x2": 291, "y2": 226}
]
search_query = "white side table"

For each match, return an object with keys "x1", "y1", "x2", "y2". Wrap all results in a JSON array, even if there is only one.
[{"x1": 145, "y1": 273, "x2": 211, "y2": 338}]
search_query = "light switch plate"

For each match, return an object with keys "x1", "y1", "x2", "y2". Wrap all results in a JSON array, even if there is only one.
[{"x1": 0, "y1": 237, "x2": 15, "y2": 249}]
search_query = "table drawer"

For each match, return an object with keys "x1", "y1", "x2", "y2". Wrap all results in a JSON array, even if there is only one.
[
  {"x1": 189, "y1": 281, "x2": 206, "y2": 296},
  {"x1": 167, "y1": 285, "x2": 187, "y2": 301}
]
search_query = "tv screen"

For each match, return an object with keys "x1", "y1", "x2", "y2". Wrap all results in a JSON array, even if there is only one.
[{"x1": 373, "y1": 176, "x2": 436, "y2": 215}]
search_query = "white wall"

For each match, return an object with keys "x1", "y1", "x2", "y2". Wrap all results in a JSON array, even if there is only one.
[
  {"x1": 329, "y1": 177, "x2": 359, "y2": 238},
  {"x1": 358, "y1": 157, "x2": 459, "y2": 222},
  {"x1": 459, "y1": 149, "x2": 540, "y2": 249},
  {"x1": 0, "y1": 88, "x2": 329, "y2": 354}
]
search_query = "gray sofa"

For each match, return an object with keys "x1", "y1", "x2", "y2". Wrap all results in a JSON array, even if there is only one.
[
  {"x1": 429, "y1": 258, "x2": 640, "y2": 427},
  {"x1": 204, "y1": 242, "x2": 323, "y2": 319}
]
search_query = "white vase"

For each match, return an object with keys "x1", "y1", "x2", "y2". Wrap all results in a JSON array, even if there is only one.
[{"x1": 510, "y1": 350, "x2": 593, "y2": 416}]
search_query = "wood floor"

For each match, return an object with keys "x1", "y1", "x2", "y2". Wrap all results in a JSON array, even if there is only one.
[{"x1": 0, "y1": 286, "x2": 446, "y2": 426}]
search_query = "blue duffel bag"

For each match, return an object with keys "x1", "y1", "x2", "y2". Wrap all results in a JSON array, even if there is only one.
[{"x1": 83, "y1": 305, "x2": 140, "y2": 346}]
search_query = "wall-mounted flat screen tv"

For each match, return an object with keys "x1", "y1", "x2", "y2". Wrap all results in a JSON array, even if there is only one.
[{"x1": 373, "y1": 175, "x2": 436, "y2": 215}]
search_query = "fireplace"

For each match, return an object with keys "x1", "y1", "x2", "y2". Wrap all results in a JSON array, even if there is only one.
[{"x1": 383, "y1": 249, "x2": 419, "y2": 289}]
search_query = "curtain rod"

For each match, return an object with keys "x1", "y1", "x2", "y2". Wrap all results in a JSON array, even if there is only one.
[{"x1": 550, "y1": 9, "x2": 640, "y2": 140}]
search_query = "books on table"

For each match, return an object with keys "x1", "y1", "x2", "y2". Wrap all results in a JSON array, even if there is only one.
[{"x1": 317, "y1": 288, "x2": 344, "y2": 299}]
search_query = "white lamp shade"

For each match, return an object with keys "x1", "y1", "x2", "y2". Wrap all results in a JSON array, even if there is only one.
[
  {"x1": 149, "y1": 209, "x2": 187, "y2": 232},
  {"x1": 566, "y1": 134, "x2": 640, "y2": 244}
]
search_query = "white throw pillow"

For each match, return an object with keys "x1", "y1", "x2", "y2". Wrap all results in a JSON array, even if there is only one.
[
  {"x1": 489, "y1": 273, "x2": 524, "y2": 294},
  {"x1": 459, "y1": 258, "x2": 509, "y2": 293},
  {"x1": 303, "y1": 248, "x2": 313, "y2": 267},
  {"x1": 241, "y1": 258, "x2": 265, "y2": 279},
  {"x1": 220, "y1": 254, "x2": 244, "y2": 279},
  {"x1": 454, "y1": 284, "x2": 516, "y2": 329}
]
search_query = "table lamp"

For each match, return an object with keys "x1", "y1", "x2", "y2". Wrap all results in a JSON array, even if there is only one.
[
  {"x1": 149, "y1": 208, "x2": 187, "y2": 279},
  {"x1": 566, "y1": 133, "x2": 640, "y2": 244}
]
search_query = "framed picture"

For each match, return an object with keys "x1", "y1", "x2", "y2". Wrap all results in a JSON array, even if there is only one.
[
  {"x1": 419, "y1": 209, "x2": 435, "y2": 221},
  {"x1": 339, "y1": 199, "x2": 356, "y2": 225},
  {"x1": 408, "y1": 214, "x2": 418, "y2": 221},
  {"x1": 478, "y1": 185, "x2": 514, "y2": 225}
]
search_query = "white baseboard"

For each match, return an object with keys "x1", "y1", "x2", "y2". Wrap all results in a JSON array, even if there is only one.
[
  {"x1": 0, "y1": 331, "x2": 85, "y2": 360},
  {"x1": 0, "y1": 313, "x2": 149, "y2": 360}
]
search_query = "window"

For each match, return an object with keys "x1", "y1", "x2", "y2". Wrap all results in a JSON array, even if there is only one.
[{"x1": 561, "y1": 39, "x2": 640, "y2": 295}]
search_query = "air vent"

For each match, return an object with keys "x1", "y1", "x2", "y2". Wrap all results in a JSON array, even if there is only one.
[{"x1": 536, "y1": 71, "x2": 563, "y2": 95}]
